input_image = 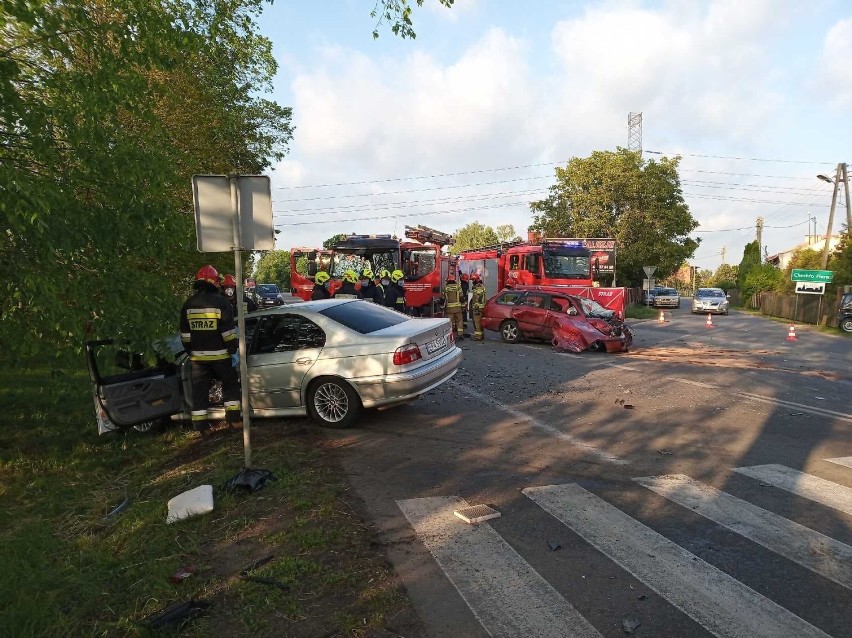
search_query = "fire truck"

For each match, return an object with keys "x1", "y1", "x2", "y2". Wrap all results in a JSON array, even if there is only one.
[
  {"x1": 458, "y1": 236, "x2": 626, "y2": 317},
  {"x1": 290, "y1": 226, "x2": 454, "y2": 314}
]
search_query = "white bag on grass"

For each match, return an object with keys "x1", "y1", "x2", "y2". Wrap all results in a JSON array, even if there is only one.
[{"x1": 166, "y1": 485, "x2": 214, "y2": 524}]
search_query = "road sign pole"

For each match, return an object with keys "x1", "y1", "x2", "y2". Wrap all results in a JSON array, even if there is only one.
[{"x1": 230, "y1": 174, "x2": 252, "y2": 469}]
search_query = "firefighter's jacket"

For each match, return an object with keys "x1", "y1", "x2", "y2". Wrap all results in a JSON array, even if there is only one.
[
  {"x1": 472, "y1": 284, "x2": 486, "y2": 312},
  {"x1": 334, "y1": 281, "x2": 362, "y2": 299},
  {"x1": 360, "y1": 282, "x2": 383, "y2": 303},
  {"x1": 180, "y1": 287, "x2": 238, "y2": 362},
  {"x1": 443, "y1": 282, "x2": 463, "y2": 309},
  {"x1": 311, "y1": 284, "x2": 330, "y2": 300},
  {"x1": 384, "y1": 283, "x2": 406, "y2": 310}
]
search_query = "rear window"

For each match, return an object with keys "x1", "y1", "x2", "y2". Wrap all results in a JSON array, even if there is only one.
[
  {"x1": 319, "y1": 301, "x2": 409, "y2": 334},
  {"x1": 257, "y1": 284, "x2": 280, "y2": 294}
]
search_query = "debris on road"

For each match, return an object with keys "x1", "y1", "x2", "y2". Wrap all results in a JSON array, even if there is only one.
[
  {"x1": 144, "y1": 599, "x2": 210, "y2": 630},
  {"x1": 169, "y1": 565, "x2": 196, "y2": 584},
  {"x1": 453, "y1": 504, "x2": 501, "y2": 524},
  {"x1": 547, "y1": 540, "x2": 561, "y2": 551},
  {"x1": 657, "y1": 449, "x2": 673, "y2": 455},
  {"x1": 622, "y1": 612, "x2": 642, "y2": 634},
  {"x1": 166, "y1": 485, "x2": 214, "y2": 524}
]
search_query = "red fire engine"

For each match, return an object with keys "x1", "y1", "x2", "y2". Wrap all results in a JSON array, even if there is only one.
[
  {"x1": 458, "y1": 237, "x2": 626, "y2": 317},
  {"x1": 290, "y1": 226, "x2": 453, "y2": 314}
]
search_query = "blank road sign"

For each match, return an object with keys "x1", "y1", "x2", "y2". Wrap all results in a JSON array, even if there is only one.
[{"x1": 192, "y1": 175, "x2": 273, "y2": 252}]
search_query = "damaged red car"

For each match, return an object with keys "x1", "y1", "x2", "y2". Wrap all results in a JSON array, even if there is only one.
[{"x1": 480, "y1": 290, "x2": 633, "y2": 352}]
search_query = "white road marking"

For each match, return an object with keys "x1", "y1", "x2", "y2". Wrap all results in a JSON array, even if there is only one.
[
  {"x1": 396, "y1": 496, "x2": 602, "y2": 638},
  {"x1": 668, "y1": 377, "x2": 719, "y2": 389},
  {"x1": 826, "y1": 456, "x2": 852, "y2": 469},
  {"x1": 457, "y1": 385, "x2": 628, "y2": 465},
  {"x1": 634, "y1": 474, "x2": 852, "y2": 590},
  {"x1": 733, "y1": 464, "x2": 852, "y2": 516},
  {"x1": 523, "y1": 484, "x2": 830, "y2": 638},
  {"x1": 734, "y1": 391, "x2": 852, "y2": 423}
]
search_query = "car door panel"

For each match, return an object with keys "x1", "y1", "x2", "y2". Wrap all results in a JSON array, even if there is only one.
[
  {"x1": 247, "y1": 315, "x2": 325, "y2": 408},
  {"x1": 512, "y1": 294, "x2": 549, "y2": 337},
  {"x1": 99, "y1": 374, "x2": 183, "y2": 426}
]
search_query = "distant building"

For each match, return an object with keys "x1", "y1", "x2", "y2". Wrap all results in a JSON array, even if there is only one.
[{"x1": 766, "y1": 235, "x2": 843, "y2": 270}]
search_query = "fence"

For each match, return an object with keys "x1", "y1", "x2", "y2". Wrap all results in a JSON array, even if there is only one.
[{"x1": 743, "y1": 289, "x2": 846, "y2": 327}]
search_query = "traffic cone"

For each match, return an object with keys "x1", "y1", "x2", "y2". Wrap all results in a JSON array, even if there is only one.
[
  {"x1": 786, "y1": 324, "x2": 797, "y2": 342},
  {"x1": 705, "y1": 313, "x2": 714, "y2": 328},
  {"x1": 658, "y1": 310, "x2": 665, "y2": 322}
]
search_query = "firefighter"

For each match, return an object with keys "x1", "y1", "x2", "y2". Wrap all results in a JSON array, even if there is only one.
[
  {"x1": 385, "y1": 269, "x2": 407, "y2": 312},
  {"x1": 471, "y1": 273, "x2": 486, "y2": 341},
  {"x1": 180, "y1": 265, "x2": 241, "y2": 433},
  {"x1": 441, "y1": 272, "x2": 464, "y2": 338},
  {"x1": 221, "y1": 274, "x2": 258, "y2": 314},
  {"x1": 311, "y1": 271, "x2": 331, "y2": 300},
  {"x1": 359, "y1": 268, "x2": 381, "y2": 303},
  {"x1": 459, "y1": 271, "x2": 470, "y2": 328},
  {"x1": 335, "y1": 269, "x2": 361, "y2": 299}
]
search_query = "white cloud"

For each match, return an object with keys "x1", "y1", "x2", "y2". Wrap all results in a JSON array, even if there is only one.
[{"x1": 816, "y1": 17, "x2": 852, "y2": 111}]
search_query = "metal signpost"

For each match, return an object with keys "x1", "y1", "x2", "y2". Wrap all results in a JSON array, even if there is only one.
[
  {"x1": 643, "y1": 266, "x2": 656, "y2": 306},
  {"x1": 191, "y1": 174, "x2": 273, "y2": 468},
  {"x1": 790, "y1": 269, "x2": 833, "y2": 322}
]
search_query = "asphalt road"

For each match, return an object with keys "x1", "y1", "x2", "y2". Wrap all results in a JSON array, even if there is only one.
[{"x1": 324, "y1": 306, "x2": 852, "y2": 638}]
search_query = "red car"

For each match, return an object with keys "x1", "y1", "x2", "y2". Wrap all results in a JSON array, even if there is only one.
[{"x1": 480, "y1": 289, "x2": 632, "y2": 352}]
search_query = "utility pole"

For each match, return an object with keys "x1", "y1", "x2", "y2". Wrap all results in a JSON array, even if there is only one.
[
  {"x1": 756, "y1": 216, "x2": 764, "y2": 254},
  {"x1": 821, "y1": 163, "x2": 842, "y2": 269},
  {"x1": 721, "y1": 246, "x2": 726, "y2": 264},
  {"x1": 842, "y1": 163, "x2": 851, "y2": 235}
]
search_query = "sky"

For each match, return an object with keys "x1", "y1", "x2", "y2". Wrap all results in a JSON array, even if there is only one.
[{"x1": 256, "y1": 0, "x2": 852, "y2": 272}]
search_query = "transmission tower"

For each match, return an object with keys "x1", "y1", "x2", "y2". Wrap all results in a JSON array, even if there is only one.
[{"x1": 627, "y1": 112, "x2": 643, "y2": 157}]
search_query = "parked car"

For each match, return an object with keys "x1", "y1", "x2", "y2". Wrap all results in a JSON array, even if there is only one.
[
  {"x1": 86, "y1": 299, "x2": 462, "y2": 431},
  {"x1": 838, "y1": 292, "x2": 852, "y2": 333},
  {"x1": 480, "y1": 289, "x2": 632, "y2": 352},
  {"x1": 652, "y1": 287, "x2": 680, "y2": 308},
  {"x1": 253, "y1": 283, "x2": 285, "y2": 308},
  {"x1": 643, "y1": 287, "x2": 663, "y2": 304},
  {"x1": 692, "y1": 288, "x2": 729, "y2": 315}
]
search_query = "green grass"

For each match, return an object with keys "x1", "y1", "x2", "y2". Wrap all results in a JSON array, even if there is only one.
[
  {"x1": 625, "y1": 303, "x2": 660, "y2": 319},
  {"x1": 0, "y1": 358, "x2": 411, "y2": 636}
]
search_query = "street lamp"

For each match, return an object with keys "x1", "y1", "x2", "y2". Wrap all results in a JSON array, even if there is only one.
[{"x1": 816, "y1": 164, "x2": 851, "y2": 269}]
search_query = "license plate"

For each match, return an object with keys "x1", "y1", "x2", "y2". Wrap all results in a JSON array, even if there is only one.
[{"x1": 426, "y1": 333, "x2": 449, "y2": 354}]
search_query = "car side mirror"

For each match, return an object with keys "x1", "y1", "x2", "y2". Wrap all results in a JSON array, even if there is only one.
[{"x1": 567, "y1": 307, "x2": 578, "y2": 316}]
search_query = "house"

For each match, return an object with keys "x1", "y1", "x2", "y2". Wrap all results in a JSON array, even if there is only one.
[{"x1": 765, "y1": 235, "x2": 843, "y2": 270}]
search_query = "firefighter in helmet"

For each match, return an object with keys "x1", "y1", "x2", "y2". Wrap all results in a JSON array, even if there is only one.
[
  {"x1": 359, "y1": 267, "x2": 382, "y2": 303},
  {"x1": 459, "y1": 271, "x2": 470, "y2": 328},
  {"x1": 180, "y1": 265, "x2": 241, "y2": 433},
  {"x1": 441, "y1": 272, "x2": 464, "y2": 338},
  {"x1": 384, "y1": 269, "x2": 406, "y2": 311},
  {"x1": 221, "y1": 274, "x2": 257, "y2": 314},
  {"x1": 334, "y1": 269, "x2": 361, "y2": 299},
  {"x1": 471, "y1": 272, "x2": 486, "y2": 341},
  {"x1": 312, "y1": 271, "x2": 331, "y2": 300}
]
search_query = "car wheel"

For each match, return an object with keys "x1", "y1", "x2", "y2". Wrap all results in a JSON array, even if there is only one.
[
  {"x1": 306, "y1": 377, "x2": 362, "y2": 429},
  {"x1": 500, "y1": 320, "x2": 521, "y2": 343},
  {"x1": 724, "y1": 310, "x2": 729, "y2": 316},
  {"x1": 841, "y1": 317, "x2": 852, "y2": 333}
]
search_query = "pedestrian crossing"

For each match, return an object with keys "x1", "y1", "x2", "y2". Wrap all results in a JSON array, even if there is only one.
[{"x1": 397, "y1": 462, "x2": 851, "y2": 638}]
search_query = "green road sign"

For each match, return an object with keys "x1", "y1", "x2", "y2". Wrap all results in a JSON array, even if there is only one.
[{"x1": 790, "y1": 269, "x2": 833, "y2": 283}]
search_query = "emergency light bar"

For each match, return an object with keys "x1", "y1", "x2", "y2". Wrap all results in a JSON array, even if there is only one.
[{"x1": 543, "y1": 239, "x2": 585, "y2": 248}]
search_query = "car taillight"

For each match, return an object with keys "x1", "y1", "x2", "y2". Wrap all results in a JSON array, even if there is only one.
[{"x1": 393, "y1": 343, "x2": 422, "y2": 366}]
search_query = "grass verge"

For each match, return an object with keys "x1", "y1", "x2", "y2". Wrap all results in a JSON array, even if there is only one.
[
  {"x1": 1, "y1": 357, "x2": 417, "y2": 637},
  {"x1": 625, "y1": 303, "x2": 660, "y2": 320}
]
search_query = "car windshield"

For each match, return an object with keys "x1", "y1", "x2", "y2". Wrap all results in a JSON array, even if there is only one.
[
  {"x1": 257, "y1": 284, "x2": 280, "y2": 295},
  {"x1": 319, "y1": 301, "x2": 409, "y2": 334},
  {"x1": 330, "y1": 250, "x2": 399, "y2": 279},
  {"x1": 698, "y1": 289, "x2": 724, "y2": 298},
  {"x1": 659, "y1": 289, "x2": 678, "y2": 295},
  {"x1": 579, "y1": 297, "x2": 614, "y2": 317},
  {"x1": 542, "y1": 252, "x2": 591, "y2": 279}
]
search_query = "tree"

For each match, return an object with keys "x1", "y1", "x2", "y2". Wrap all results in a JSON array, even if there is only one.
[
  {"x1": 323, "y1": 234, "x2": 349, "y2": 250},
  {"x1": 1, "y1": 0, "x2": 293, "y2": 358},
  {"x1": 695, "y1": 269, "x2": 715, "y2": 289},
  {"x1": 712, "y1": 264, "x2": 738, "y2": 291},
  {"x1": 741, "y1": 263, "x2": 783, "y2": 301},
  {"x1": 450, "y1": 222, "x2": 499, "y2": 254},
  {"x1": 253, "y1": 250, "x2": 292, "y2": 290},
  {"x1": 529, "y1": 149, "x2": 699, "y2": 286},
  {"x1": 495, "y1": 224, "x2": 521, "y2": 244},
  {"x1": 737, "y1": 241, "x2": 762, "y2": 291},
  {"x1": 826, "y1": 226, "x2": 850, "y2": 300},
  {"x1": 371, "y1": 0, "x2": 454, "y2": 39}
]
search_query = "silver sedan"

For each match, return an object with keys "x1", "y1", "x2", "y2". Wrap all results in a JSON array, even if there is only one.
[
  {"x1": 88, "y1": 300, "x2": 462, "y2": 432},
  {"x1": 691, "y1": 288, "x2": 729, "y2": 315}
]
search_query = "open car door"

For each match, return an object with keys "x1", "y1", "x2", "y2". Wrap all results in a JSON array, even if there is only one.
[{"x1": 86, "y1": 340, "x2": 184, "y2": 432}]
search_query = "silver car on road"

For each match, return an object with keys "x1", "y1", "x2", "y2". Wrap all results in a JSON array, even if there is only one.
[
  {"x1": 691, "y1": 288, "x2": 729, "y2": 315},
  {"x1": 87, "y1": 300, "x2": 462, "y2": 431}
]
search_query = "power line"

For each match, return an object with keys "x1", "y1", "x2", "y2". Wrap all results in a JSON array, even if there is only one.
[
  {"x1": 645, "y1": 150, "x2": 838, "y2": 165},
  {"x1": 694, "y1": 220, "x2": 808, "y2": 233},
  {"x1": 274, "y1": 161, "x2": 565, "y2": 190}
]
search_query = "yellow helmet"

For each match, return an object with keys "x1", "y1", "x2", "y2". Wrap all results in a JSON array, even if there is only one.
[
  {"x1": 343, "y1": 269, "x2": 358, "y2": 284},
  {"x1": 361, "y1": 268, "x2": 374, "y2": 280},
  {"x1": 315, "y1": 271, "x2": 330, "y2": 285},
  {"x1": 379, "y1": 269, "x2": 391, "y2": 280},
  {"x1": 391, "y1": 269, "x2": 404, "y2": 283}
]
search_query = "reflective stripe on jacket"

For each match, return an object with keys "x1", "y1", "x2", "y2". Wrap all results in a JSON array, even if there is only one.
[{"x1": 444, "y1": 283, "x2": 462, "y2": 308}]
